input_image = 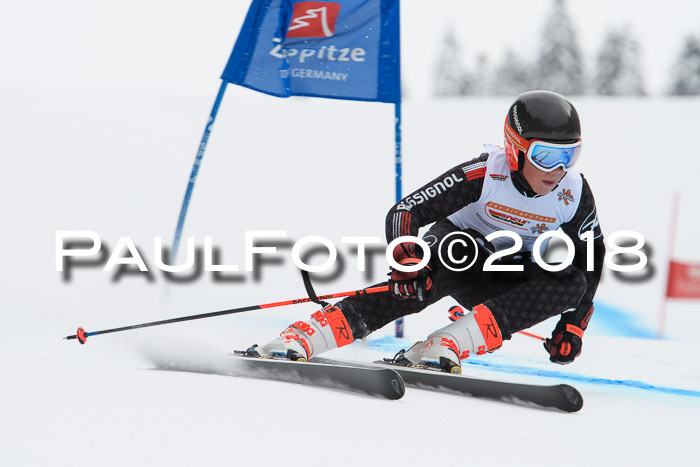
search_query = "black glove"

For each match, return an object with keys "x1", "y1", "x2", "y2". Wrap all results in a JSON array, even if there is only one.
[
  {"x1": 544, "y1": 306, "x2": 593, "y2": 364},
  {"x1": 389, "y1": 242, "x2": 433, "y2": 301}
]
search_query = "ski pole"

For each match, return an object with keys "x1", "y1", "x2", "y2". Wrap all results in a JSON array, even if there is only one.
[
  {"x1": 517, "y1": 330, "x2": 546, "y2": 342},
  {"x1": 63, "y1": 285, "x2": 390, "y2": 345}
]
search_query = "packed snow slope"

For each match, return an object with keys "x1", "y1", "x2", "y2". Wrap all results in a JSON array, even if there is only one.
[{"x1": 2, "y1": 86, "x2": 699, "y2": 466}]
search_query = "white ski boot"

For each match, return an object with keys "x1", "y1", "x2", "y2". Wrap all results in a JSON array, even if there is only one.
[
  {"x1": 395, "y1": 304, "x2": 503, "y2": 374},
  {"x1": 253, "y1": 305, "x2": 355, "y2": 361}
]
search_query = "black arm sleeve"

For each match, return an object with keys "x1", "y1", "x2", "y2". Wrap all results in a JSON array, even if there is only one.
[
  {"x1": 559, "y1": 174, "x2": 605, "y2": 322},
  {"x1": 385, "y1": 154, "x2": 488, "y2": 242}
]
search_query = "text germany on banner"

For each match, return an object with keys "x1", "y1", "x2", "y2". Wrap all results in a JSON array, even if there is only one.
[
  {"x1": 666, "y1": 261, "x2": 700, "y2": 298},
  {"x1": 221, "y1": 0, "x2": 400, "y2": 103}
]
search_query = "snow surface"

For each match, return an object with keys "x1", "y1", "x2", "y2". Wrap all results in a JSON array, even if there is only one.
[
  {"x1": 4, "y1": 3, "x2": 700, "y2": 465},
  {"x1": 2, "y1": 85, "x2": 699, "y2": 466}
]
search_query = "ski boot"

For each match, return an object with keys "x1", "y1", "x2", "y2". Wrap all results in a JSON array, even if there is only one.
[
  {"x1": 387, "y1": 340, "x2": 463, "y2": 374},
  {"x1": 251, "y1": 305, "x2": 355, "y2": 362},
  {"x1": 386, "y1": 304, "x2": 503, "y2": 374}
]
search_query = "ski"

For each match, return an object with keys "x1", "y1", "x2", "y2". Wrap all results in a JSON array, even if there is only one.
[
  {"x1": 311, "y1": 357, "x2": 583, "y2": 412},
  {"x1": 227, "y1": 352, "x2": 405, "y2": 400}
]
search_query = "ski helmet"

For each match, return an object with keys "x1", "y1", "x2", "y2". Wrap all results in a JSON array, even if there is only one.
[{"x1": 504, "y1": 90, "x2": 582, "y2": 172}]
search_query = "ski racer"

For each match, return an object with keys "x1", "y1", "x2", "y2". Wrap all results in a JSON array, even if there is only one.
[{"x1": 250, "y1": 90, "x2": 605, "y2": 374}]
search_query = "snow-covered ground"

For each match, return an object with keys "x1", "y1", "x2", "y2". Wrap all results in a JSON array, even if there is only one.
[
  {"x1": 2, "y1": 84, "x2": 699, "y2": 466},
  {"x1": 4, "y1": 2, "x2": 700, "y2": 465}
]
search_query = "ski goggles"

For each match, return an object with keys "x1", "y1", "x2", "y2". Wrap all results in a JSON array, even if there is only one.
[
  {"x1": 525, "y1": 140, "x2": 582, "y2": 172},
  {"x1": 504, "y1": 118, "x2": 582, "y2": 172}
]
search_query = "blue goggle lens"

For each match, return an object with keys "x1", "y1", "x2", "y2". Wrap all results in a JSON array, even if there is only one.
[{"x1": 528, "y1": 142, "x2": 581, "y2": 171}]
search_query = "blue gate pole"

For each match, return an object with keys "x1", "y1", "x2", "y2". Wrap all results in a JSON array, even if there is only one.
[
  {"x1": 171, "y1": 80, "x2": 229, "y2": 264},
  {"x1": 394, "y1": 102, "x2": 404, "y2": 338}
]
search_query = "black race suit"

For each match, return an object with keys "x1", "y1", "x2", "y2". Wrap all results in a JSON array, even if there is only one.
[{"x1": 336, "y1": 153, "x2": 605, "y2": 341}]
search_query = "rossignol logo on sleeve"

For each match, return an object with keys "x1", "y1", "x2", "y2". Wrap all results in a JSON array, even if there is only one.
[
  {"x1": 396, "y1": 174, "x2": 463, "y2": 211},
  {"x1": 287, "y1": 2, "x2": 341, "y2": 38}
]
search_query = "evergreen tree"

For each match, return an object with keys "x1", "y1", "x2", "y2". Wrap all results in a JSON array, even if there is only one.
[
  {"x1": 535, "y1": 0, "x2": 586, "y2": 95},
  {"x1": 492, "y1": 49, "x2": 534, "y2": 96},
  {"x1": 670, "y1": 35, "x2": 700, "y2": 95},
  {"x1": 594, "y1": 26, "x2": 646, "y2": 95},
  {"x1": 471, "y1": 53, "x2": 492, "y2": 96},
  {"x1": 433, "y1": 27, "x2": 472, "y2": 96}
]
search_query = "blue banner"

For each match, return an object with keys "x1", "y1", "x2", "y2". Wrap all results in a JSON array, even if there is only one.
[{"x1": 222, "y1": 0, "x2": 401, "y2": 103}]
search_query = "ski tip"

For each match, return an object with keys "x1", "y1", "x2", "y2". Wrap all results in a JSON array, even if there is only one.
[
  {"x1": 560, "y1": 384, "x2": 584, "y2": 412},
  {"x1": 387, "y1": 372, "x2": 406, "y2": 400}
]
